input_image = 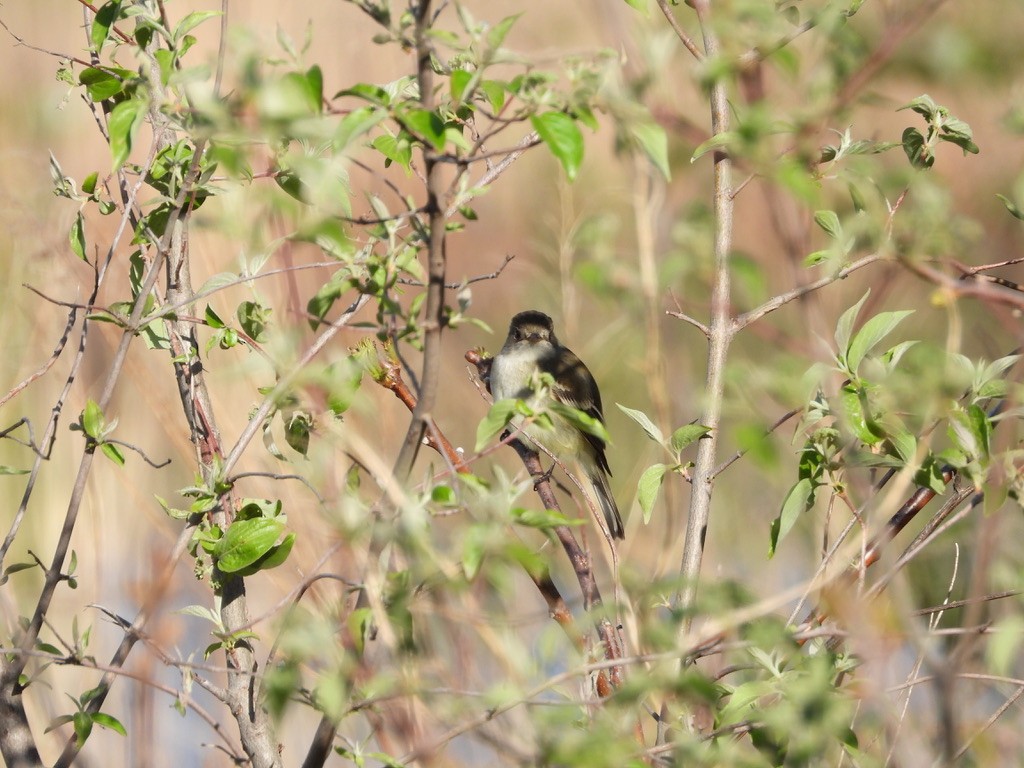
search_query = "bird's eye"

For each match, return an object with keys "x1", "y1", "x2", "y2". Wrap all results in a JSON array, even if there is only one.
[{"x1": 513, "y1": 329, "x2": 521, "y2": 341}]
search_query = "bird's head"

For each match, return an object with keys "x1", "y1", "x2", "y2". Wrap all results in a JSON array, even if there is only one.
[{"x1": 507, "y1": 310, "x2": 557, "y2": 346}]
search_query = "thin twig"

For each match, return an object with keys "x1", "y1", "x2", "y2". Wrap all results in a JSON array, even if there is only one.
[
  {"x1": 666, "y1": 309, "x2": 710, "y2": 338},
  {"x1": 103, "y1": 438, "x2": 172, "y2": 468},
  {"x1": 732, "y1": 253, "x2": 883, "y2": 332},
  {"x1": 654, "y1": 0, "x2": 703, "y2": 60},
  {"x1": 710, "y1": 406, "x2": 801, "y2": 478},
  {"x1": 952, "y1": 684, "x2": 1024, "y2": 761},
  {"x1": 0, "y1": 304, "x2": 78, "y2": 409},
  {"x1": 396, "y1": 253, "x2": 515, "y2": 289}
]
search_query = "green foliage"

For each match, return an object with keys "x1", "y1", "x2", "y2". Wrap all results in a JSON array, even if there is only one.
[
  {"x1": 7, "y1": 0, "x2": 1024, "y2": 766},
  {"x1": 899, "y1": 94, "x2": 980, "y2": 169},
  {"x1": 45, "y1": 684, "x2": 126, "y2": 748}
]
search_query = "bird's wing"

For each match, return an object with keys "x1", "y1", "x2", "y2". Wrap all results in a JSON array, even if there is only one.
[{"x1": 543, "y1": 347, "x2": 613, "y2": 476}]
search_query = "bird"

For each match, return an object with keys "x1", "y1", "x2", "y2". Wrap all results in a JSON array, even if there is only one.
[{"x1": 489, "y1": 310, "x2": 624, "y2": 539}]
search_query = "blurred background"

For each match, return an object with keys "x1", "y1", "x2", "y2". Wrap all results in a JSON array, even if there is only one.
[{"x1": 2, "y1": 0, "x2": 1024, "y2": 764}]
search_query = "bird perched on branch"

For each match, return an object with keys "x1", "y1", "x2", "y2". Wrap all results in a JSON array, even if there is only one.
[{"x1": 489, "y1": 310, "x2": 624, "y2": 540}]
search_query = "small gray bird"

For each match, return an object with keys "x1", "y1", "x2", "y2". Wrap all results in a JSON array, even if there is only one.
[{"x1": 489, "y1": 310, "x2": 624, "y2": 539}]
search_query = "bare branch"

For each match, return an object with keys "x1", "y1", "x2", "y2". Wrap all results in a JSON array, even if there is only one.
[
  {"x1": 666, "y1": 309, "x2": 711, "y2": 338},
  {"x1": 732, "y1": 253, "x2": 883, "y2": 332},
  {"x1": 655, "y1": 0, "x2": 704, "y2": 60}
]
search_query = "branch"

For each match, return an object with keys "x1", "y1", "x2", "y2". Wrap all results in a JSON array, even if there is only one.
[
  {"x1": 391, "y1": 0, "x2": 448, "y2": 482},
  {"x1": 374, "y1": 342, "x2": 470, "y2": 473},
  {"x1": 654, "y1": 0, "x2": 704, "y2": 60},
  {"x1": 732, "y1": 253, "x2": 883, "y2": 332},
  {"x1": 675, "y1": 0, "x2": 734, "y2": 630},
  {"x1": 710, "y1": 406, "x2": 801, "y2": 479},
  {"x1": 396, "y1": 253, "x2": 515, "y2": 289},
  {"x1": 0, "y1": 301, "x2": 78, "y2": 409}
]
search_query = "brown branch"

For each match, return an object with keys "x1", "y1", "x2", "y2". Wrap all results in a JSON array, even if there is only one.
[
  {"x1": 375, "y1": 342, "x2": 470, "y2": 474},
  {"x1": 732, "y1": 253, "x2": 884, "y2": 332},
  {"x1": 396, "y1": 254, "x2": 515, "y2": 289},
  {"x1": 73, "y1": 0, "x2": 134, "y2": 43},
  {"x1": 904, "y1": 259, "x2": 1024, "y2": 312},
  {"x1": 800, "y1": 464, "x2": 971, "y2": 634},
  {"x1": 655, "y1": 0, "x2": 704, "y2": 60},
  {"x1": 0, "y1": 302, "x2": 78, "y2": 409},
  {"x1": 444, "y1": 134, "x2": 539, "y2": 218},
  {"x1": 391, "y1": 0, "x2": 448, "y2": 482}
]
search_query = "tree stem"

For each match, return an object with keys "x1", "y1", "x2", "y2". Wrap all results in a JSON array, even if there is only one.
[{"x1": 677, "y1": 0, "x2": 734, "y2": 630}]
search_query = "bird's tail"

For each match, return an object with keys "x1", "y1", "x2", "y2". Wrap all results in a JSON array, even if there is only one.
[{"x1": 585, "y1": 467, "x2": 624, "y2": 540}]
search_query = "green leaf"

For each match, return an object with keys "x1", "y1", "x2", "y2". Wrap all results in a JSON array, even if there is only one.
[
  {"x1": 476, "y1": 399, "x2": 518, "y2": 451},
  {"x1": 73, "y1": 710, "x2": 94, "y2": 747},
  {"x1": 173, "y1": 10, "x2": 222, "y2": 42},
  {"x1": 479, "y1": 80, "x2": 506, "y2": 112},
  {"x1": 615, "y1": 403, "x2": 664, "y2": 444},
  {"x1": 948, "y1": 404, "x2": 991, "y2": 462},
  {"x1": 236, "y1": 300, "x2": 270, "y2": 342},
  {"x1": 79, "y1": 67, "x2": 131, "y2": 101},
  {"x1": 258, "y1": 72, "x2": 321, "y2": 119},
  {"x1": 82, "y1": 172, "x2": 99, "y2": 195},
  {"x1": 637, "y1": 463, "x2": 667, "y2": 523},
  {"x1": 305, "y1": 65, "x2": 324, "y2": 114},
  {"x1": 901, "y1": 126, "x2": 932, "y2": 169},
  {"x1": 670, "y1": 424, "x2": 710, "y2": 454},
  {"x1": 90, "y1": 1, "x2": 122, "y2": 53},
  {"x1": 813, "y1": 210, "x2": 842, "y2": 239},
  {"x1": 336, "y1": 83, "x2": 390, "y2": 105},
  {"x1": 204, "y1": 305, "x2": 225, "y2": 329},
  {"x1": 69, "y1": 212, "x2": 87, "y2": 261},
  {"x1": 372, "y1": 133, "x2": 413, "y2": 172},
  {"x1": 531, "y1": 112, "x2": 584, "y2": 181},
  {"x1": 839, "y1": 383, "x2": 882, "y2": 445},
  {"x1": 90, "y1": 712, "x2": 127, "y2": 736},
  {"x1": 899, "y1": 94, "x2": 939, "y2": 119},
  {"x1": 622, "y1": 0, "x2": 649, "y2": 13},
  {"x1": 214, "y1": 518, "x2": 286, "y2": 574},
  {"x1": 0, "y1": 466, "x2": 29, "y2": 475},
  {"x1": 846, "y1": 310, "x2": 914, "y2": 375},
  {"x1": 450, "y1": 69, "x2": 473, "y2": 103},
  {"x1": 403, "y1": 109, "x2": 446, "y2": 151},
  {"x1": 431, "y1": 485, "x2": 456, "y2": 504},
  {"x1": 335, "y1": 106, "x2": 386, "y2": 149},
  {"x1": 835, "y1": 291, "x2": 869, "y2": 356},
  {"x1": 486, "y1": 14, "x2": 520, "y2": 50},
  {"x1": 770, "y1": 477, "x2": 814, "y2": 557},
  {"x1": 461, "y1": 526, "x2": 485, "y2": 580},
  {"x1": 886, "y1": 428, "x2": 916, "y2": 464},
  {"x1": 512, "y1": 507, "x2": 585, "y2": 530},
  {"x1": 996, "y1": 194, "x2": 1024, "y2": 222},
  {"x1": 284, "y1": 412, "x2": 312, "y2": 457},
  {"x1": 234, "y1": 533, "x2": 296, "y2": 576},
  {"x1": 630, "y1": 120, "x2": 670, "y2": 180},
  {"x1": 82, "y1": 399, "x2": 105, "y2": 439},
  {"x1": 691, "y1": 131, "x2": 737, "y2": 162},
  {"x1": 548, "y1": 402, "x2": 611, "y2": 444},
  {"x1": 913, "y1": 455, "x2": 948, "y2": 494},
  {"x1": 100, "y1": 442, "x2": 126, "y2": 466},
  {"x1": 176, "y1": 604, "x2": 222, "y2": 625},
  {"x1": 108, "y1": 98, "x2": 148, "y2": 170}
]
